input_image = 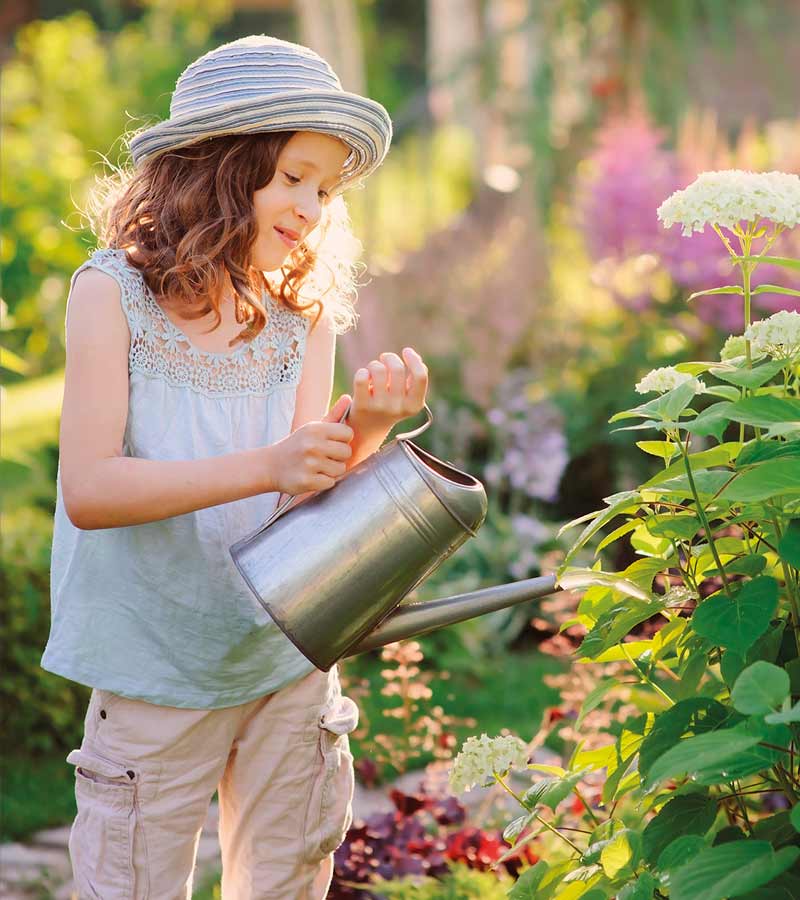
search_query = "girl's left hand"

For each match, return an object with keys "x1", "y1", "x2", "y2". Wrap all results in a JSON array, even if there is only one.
[{"x1": 350, "y1": 347, "x2": 429, "y2": 433}]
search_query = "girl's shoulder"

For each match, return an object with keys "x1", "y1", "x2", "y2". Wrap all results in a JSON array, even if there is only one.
[{"x1": 71, "y1": 247, "x2": 309, "y2": 397}]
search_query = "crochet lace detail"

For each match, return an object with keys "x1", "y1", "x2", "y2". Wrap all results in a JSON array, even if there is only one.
[{"x1": 77, "y1": 248, "x2": 309, "y2": 397}]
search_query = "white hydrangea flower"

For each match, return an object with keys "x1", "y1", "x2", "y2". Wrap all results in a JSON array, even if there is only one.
[
  {"x1": 662, "y1": 585, "x2": 699, "y2": 606},
  {"x1": 744, "y1": 310, "x2": 800, "y2": 358},
  {"x1": 657, "y1": 170, "x2": 800, "y2": 236},
  {"x1": 449, "y1": 733, "x2": 529, "y2": 794},
  {"x1": 635, "y1": 366, "x2": 706, "y2": 395},
  {"x1": 720, "y1": 334, "x2": 748, "y2": 361}
]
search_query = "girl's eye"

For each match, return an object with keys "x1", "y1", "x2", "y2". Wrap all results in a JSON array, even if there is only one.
[{"x1": 284, "y1": 172, "x2": 328, "y2": 201}]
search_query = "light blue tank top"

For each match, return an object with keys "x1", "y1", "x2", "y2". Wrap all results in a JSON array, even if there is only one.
[{"x1": 41, "y1": 247, "x2": 317, "y2": 708}]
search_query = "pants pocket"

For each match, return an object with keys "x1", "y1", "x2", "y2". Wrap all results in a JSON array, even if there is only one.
[
  {"x1": 304, "y1": 694, "x2": 359, "y2": 861},
  {"x1": 67, "y1": 747, "x2": 145, "y2": 900}
]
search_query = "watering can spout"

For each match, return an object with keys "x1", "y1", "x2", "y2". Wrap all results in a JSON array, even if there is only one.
[{"x1": 346, "y1": 574, "x2": 560, "y2": 657}]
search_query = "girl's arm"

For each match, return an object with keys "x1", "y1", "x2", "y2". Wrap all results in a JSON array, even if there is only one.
[{"x1": 60, "y1": 270, "x2": 293, "y2": 530}]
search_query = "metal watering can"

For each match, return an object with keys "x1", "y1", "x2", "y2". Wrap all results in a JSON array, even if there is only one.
[{"x1": 230, "y1": 403, "x2": 559, "y2": 670}]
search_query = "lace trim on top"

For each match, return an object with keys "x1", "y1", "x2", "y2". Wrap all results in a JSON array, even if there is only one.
[{"x1": 78, "y1": 248, "x2": 310, "y2": 397}]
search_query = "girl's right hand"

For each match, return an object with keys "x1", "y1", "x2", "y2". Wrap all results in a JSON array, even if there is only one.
[{"x1": 267, "y1": 412, "x2": 354, "y2": 496}]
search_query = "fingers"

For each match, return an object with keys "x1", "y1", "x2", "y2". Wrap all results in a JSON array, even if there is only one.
[
  {"x1": 354, "y1": 348, "x2": 428, "y2": 414},
  {"x1": 402, "y1": 347, "x2": 428, "y2": 406}
]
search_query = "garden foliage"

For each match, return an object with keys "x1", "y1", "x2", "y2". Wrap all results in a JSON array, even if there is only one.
[{"x1": 450, "y1": 171, "x2": 800, "y2": 899}]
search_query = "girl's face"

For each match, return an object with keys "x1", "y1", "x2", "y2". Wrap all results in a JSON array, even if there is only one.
[{"x1": 251, "y1": 131, "x2": 350, "y2": 272}]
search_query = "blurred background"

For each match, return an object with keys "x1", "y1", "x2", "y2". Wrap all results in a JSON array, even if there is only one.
[{"x1": 3, "y1": 0, "x2": 800, "y2": 895}]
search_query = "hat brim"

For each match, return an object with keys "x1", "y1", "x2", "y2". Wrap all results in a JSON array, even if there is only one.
[{"x1": 129, "y1": 90, "x2": 392, "y2": 186}]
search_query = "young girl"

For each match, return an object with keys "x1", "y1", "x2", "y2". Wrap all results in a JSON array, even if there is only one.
[{"x1": 41, "y1": 34, "x2": 428, "y2": 899}]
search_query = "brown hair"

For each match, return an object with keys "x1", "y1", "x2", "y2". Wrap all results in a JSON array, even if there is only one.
[{"x1": 83, "y1": 131, "x2": 362, "y2": 348}]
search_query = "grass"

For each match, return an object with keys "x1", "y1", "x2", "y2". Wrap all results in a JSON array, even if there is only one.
[
  {"x1": 2, "y1": 369, "x2": 63, "y2": 459},
  {"x1": 1, "y1": 754, "x2": 78, "y2": 843}
]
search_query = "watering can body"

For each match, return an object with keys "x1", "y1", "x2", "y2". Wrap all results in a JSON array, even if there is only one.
[{"x1": 230, "y1": 405, "x2": 489, "y2": 670}]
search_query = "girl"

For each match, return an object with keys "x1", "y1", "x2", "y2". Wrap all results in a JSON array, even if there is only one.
[{"x1": 41, "y1": 34, "x2": 428, "y2": 899}]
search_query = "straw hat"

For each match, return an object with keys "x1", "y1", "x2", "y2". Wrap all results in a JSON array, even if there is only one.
[{"x1": 129, "y1": 35, "x2": 392, "y2": 187}]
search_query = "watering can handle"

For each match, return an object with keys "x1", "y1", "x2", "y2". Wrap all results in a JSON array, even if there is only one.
[{"x1": 257, "y1": 400, "x2": 434, "y2": 531}]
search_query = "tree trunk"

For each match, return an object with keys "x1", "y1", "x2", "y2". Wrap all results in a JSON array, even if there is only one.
[{"x1": 295, "y1": 0, "x2": 365, "y2": 93}]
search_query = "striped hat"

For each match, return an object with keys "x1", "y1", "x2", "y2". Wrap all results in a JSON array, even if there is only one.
[{"x1": 129, "y1": 35, "x2": 392, "y2": 187}]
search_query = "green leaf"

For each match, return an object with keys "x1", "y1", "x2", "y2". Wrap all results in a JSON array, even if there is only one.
[
  {"x1": 728, "y1": 396, "x2": 800, "y2": 428},
  {"x1": 683, "y1": 402, "x2": 735, "y2": 440},
  {"x1": 737, "y1": 440, "x2": 800, "y2": 467},
  {"x1": 705, "y1": 384, "x2": 742, "y2": 402},
  {"x1": 691, "y1": 578, "x2": 779, "y2": 654},
  {"x1": 521, "y1": 768, "x2": 587, "y2": 812},
  {"x1": 647, "y1": 514, "x2": 701, "y2": 541},
  {"x1": 710, "y1": 358, "x2": 787, "y2": 389},
  {"x1": 778, "y1": 520, "x2": 800, "y2": 568},
  {"x1": 687, "y1": 285, "x2": 744, "y2": 301},
  {"x1": 764, "y1": 700, "x2": 800, "y2": 724},
  {"x1": 731, "y1": 661, "x2": 790, "y2": 714},
  {"x1": 610, "y1": 380, "x2": 699, "y2": 424},
  {"x1": 702, "y1": 554, "x2": 766, "y2": 578},
  {"x1": 750, "y1": 810, "x2": 799, "y2": 849},
  {"x1": 558, "y1": 491, "x2": 642, "y2": 565},
  {"x1": 720, "y1": 459, "x2": 800, "y2": 502},
  {"x1": 752, "y1": 283, "x2": 800, "y2": 297},
  {"x1": 618, "y1": 873, "x2": 657, "y2": 900},
  {"x1": 735, "y1": 255, "x2": 800, "y2": 272},
  {"x1": 644, "y1": 730, "x2": 761, "y2": 789},
  {"x1": 642, "y1": 793, "x2": 717, "y2": 864},
  {"x1": 670, "y1": 841, "x2": 800, "y2": 900},
  {"x1": 637, "y1": 440, "x2": 678, "y2": 460},
  {"x1": 596, "y1": 518, "x2": 639, "y2": 553},
  {"x1": 720, "y1": 620, "x2": 785, "y2": 687},
  {"x1": 558, "y1": 568, "x2": 653, "y2": 600},
  {"x1": 649, "y1": 470, "x2": 732, "y2": 500},
  {"x1": 577, "y1": 679, "x2": 618, "y2": 728},
  {"x1": 503, "y1": 814, "x2": 531, "y2": 846},
  {"x1": 508, "y1": 860, "x2": 549, "y2": 899},
  {"x1": 579, "y1": 600, "x2": 665, "y2": 660},
  {"x1": 658, "y1": 834, "x2": 708, "y2": 873},
  {"x1": 638, "y1": 699, "x2": 730, "y2": 779},
  {"x1": 791, "y1": 803, "x2": 800, "y2": 833},
  {"x1": 600, "y1": 830, "x2": 634, "y2": 879},
  {"x1": 642, "y1": 444, "x2": 739, "y2": 488}
]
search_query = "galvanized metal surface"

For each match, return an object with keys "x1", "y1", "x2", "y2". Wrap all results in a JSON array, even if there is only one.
[{"x1": 230, "y1": 404, "x2": 488, "y2": 670}]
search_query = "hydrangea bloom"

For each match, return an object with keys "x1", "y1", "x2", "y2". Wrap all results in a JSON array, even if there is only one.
[
  {"x1": 744, "y1": 310, "x2": 800, "y2": 358},
  {"x1": 657, "y1": 170, "x2": 800, "y2": 236},
  {"x1": 449, "y1": 734, "x2": 529, "y2": 794},
  {"x1": 635, "y1": 366, "x2": 706, "y2": 395},
  {"x1": 720, "y1": 334, "x2": 748, "y2": 360}
]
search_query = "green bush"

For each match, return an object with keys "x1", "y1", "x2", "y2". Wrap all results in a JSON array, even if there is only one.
[{"x1": 1, "y1": 505, "x2": 90, "y2": 756}]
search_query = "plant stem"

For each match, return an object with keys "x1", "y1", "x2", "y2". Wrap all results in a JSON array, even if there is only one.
[
  {"x1": 771, "y1": 514, "x2": 800, "y2": 656},
  {"x1": 679, "y1": 434, "x2": 732, "y2": 597},
  {"x1": 574, "y1": 787, "x2": 601, "y2": 826},
  {"x1": 620, "y1": 642, "x2": 674, "y2": 705},
  {"x1": 494, "y1": 773, "x2": 583, "y2": 855},
  {"x1": 774, "y1": 763, "x2": 798, "y2": 806},
  {"x1": 729, "y1": 781, "x2": 752, "y2": 834}
]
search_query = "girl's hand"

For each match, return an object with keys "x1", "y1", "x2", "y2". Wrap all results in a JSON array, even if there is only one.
[
  {"x1": 268, "y1": 395, "x2": 354, "y2": 496},
  {"x1": 350, "y1": 347, "x2": 429, "y2": 434}
]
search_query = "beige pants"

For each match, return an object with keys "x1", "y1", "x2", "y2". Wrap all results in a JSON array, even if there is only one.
[{"x1": 66, "y1": 666, "x2": 358, "y2": 899}]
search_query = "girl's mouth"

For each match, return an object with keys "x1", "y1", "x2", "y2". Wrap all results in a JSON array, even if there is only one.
[{"x1": 274, "y1": 227, "x2": 299, "y2": 249}]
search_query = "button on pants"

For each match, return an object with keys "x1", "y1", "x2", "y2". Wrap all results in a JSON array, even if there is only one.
[{"x1": 66, "y1": 665, "x2": 359, "y2": 899}]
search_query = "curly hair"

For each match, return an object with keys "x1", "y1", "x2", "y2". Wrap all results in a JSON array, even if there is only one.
[{"x1": 82, "y1": 131, "x2": 364, "y2": 349}]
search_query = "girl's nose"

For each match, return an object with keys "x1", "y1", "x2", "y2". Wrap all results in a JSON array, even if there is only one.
[{"x1": 294, "y1": 193, "x2": 321, "y2": 227}]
